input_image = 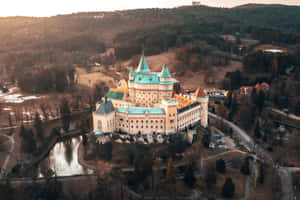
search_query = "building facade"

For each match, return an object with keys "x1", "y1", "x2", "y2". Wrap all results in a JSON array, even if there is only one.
[{"x1": 93, "y1": 54, "x2": 208, "y2": 135}]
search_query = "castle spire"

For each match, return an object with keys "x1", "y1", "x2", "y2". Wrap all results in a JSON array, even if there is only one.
[
  {"x1": 136, "y1": 52, "x2": 150, "y2": 73},
  {"x1": 160, "y1": 64, "x2": 171, "y2": 78}
]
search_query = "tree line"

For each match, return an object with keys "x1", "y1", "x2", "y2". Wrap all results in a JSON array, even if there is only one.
[{"x1": 18, "y1": 68, "x2": 75, "y2": 94}]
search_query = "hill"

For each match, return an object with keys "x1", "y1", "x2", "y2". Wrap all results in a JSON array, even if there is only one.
[
  {"x1": 233, "y1": 3, "x2": 285, "y2": 9},
  {"x1": 0, "y1": 4, "x2": 299, "y2": 86}
]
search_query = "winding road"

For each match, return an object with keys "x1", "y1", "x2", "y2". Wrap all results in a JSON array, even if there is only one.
[{"x1": 208, "y1": 112, "x2": 294, "y2": 200}]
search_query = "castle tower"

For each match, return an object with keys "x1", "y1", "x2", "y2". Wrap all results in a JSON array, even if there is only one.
[
  {"x1": 162, "y1": 99, "x2": 178, "y2": 134},
  {"x1": 159, "y1": 64, "x2": 171, "y2": 82},
  {"x1": 136, "y1": 53, "x2": 151, "y2": 73},
  {"x1": 93, "y1": 98, "x2": 116, "y2": 133},
  {"x1": 193, "y1": 88, "x2": 208, "y2": 128}
]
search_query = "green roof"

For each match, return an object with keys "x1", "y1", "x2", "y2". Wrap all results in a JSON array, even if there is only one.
[
  {"x1": 136, "y1": 54, "x2": 150, "y2": 73},
  {"x1": 130, "y1": 73, "x2": 173, "y2": 85},
  {"x1": 95, "y1": 100, "x2": 115, "y2": 114},
  {"x1": 130, "y1": 67, "x2": 136, "y2": 76},
  {"x1": 95, "y1": 130, "x2": 104, "y2": 135},
  {"x1": 160, "y1": 64, "x2": 171, "y2": 78},
  {"x1": 105, "y1": 91, "x2": 124, "y2": 100},
  {"x1": 117, "y1": 106, "x2": 165, "y2": 115}
]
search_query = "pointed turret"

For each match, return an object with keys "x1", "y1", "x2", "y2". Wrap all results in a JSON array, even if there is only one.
[
  {"x1": 136, "y1": 53, "x2": 151, "y2": 73},
  {"x1": 130, "y1": 67, "x2": 135, "y2": 76},
  {"x1": 160, "y1": 64, "x2": 171, "y2": 78}
]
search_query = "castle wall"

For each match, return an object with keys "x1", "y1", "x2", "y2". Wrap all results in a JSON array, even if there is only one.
[
  {"x1": 128, "y1": 82, "x2": 172, "y2": 106},
  {"x1": 196, "y1": 97, "x2": 209, "y2": 128},
  {"x1": 177, "y1": 105, "x2": 202, "y2": 131},
  {"x1": 93, "y1": 111, "x2": 116, "y2": 133},
  {"x1": 116, "y1": 112, "x2": 165, "y2": 135}
]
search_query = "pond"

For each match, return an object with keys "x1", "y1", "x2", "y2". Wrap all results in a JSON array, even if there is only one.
[{"x1": 39, "y1": 136, "x2": 93, "y2": 177}]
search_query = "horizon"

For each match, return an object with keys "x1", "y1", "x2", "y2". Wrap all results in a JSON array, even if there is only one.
[{"x1": 0, "y1": 0, "x2": 300, "y2": 17}]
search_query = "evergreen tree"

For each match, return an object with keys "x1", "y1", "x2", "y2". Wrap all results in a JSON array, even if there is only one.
[
  {"x1": 229, "y1": 94, "x2": 238, "y2": 121},
  {"x1": 183, "y1": 164, "x2": 196, "y2": 188},
  {"x1": 8, "y1": 114, "x2": 13, "y2": 127},
  {"x1": 34, "y1": 112, "x2": 43, "y2": 139},
  {"x1": 103, "y1": 142, "x2": 113, "y2": 161},
  {"x1": 21, "y1": 128, "x2": 37, "y2": 154},
  {"x1": 257, "y1": 90, "x2": 265, "y2": 113},
  {"x1": 166, "y1": 157, "x2": 176, "y2": 184},
  {"x1": 224, "y1": 91, "x2": 233, "y2": 109},
  {"x1": 60, "y1": 98, "x2": 71, "y2": 132},
  {"x1": 19, "y1": 123, "x2": 26, "y2": 138},
  {"x1": 55, "y1": 71, "x2": 68, "y2": 92},
  {"x1": 254, "y1": 122, "x2": 261, "y2": 139},
  {"x1": 216, "y1": 159, "x2": 226, "y2": 174},
  {"x1": 222, "y1": 178, "x2": 235, "y2": 198},
  {"x1": 240, "y1": 157, "x2": 251, "y2": 175},
  {"x1": 0, "y1": 181, "x2": 14, "y2": 200},
  {"x1": 202, "y1": 133, "x2": 211, "y2": 148},
  {"x1": 251, "y1": 87, "x2": 258, "y2": 106},
  {"x1": 205, "y1": 167, "x2": 217, "y2": 189},
  {"x1": 258, "y1": 164, "x2": 265, "y2": 184}
]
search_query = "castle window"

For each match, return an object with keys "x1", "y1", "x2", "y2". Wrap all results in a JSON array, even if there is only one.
[
  {"x1": 150, "y1": 120, "x2": 153, "y2": 123},
  {"x1": 161, "y1": 126, "x2": 163, "y2": 128},
  {"x1": 146, "y1": 126, "x2": 148, "y2": 128},
  {"x1": 156, "y1": 126, "x2": 158, "y2": 128},
  {"x1": 120, "y1": 118, "x2": 123, "y2": 121},
  {"x1": 98, "y1": 120, "x2": 102, "y2": 129},
  {"x1": 136, "y1": 126, "x2": 139, "y2": 128},
  {"x1": 155, "y1": 120, "x2": 158, "y2": 123},
  {"x1": 146, "y1": 120, "x2": 148, "y2": 123},
  {"x1": 151, "y1": 126, "x2": 153, "y2": 128},
  {"x1": 136, "y1": 120, "x2": 139, "y2": 123},
  {"x1": 161, "y1": 120, "x2": 163, "y2": 123},
  {"x1": 170, "y1": 120, "x2": 174, "y2": 124},
  {"x1": 131, "y1": 126, "x2": 133, "y2": 128},
  {"x1": 141, "y1": 126, "x2": 143, "y2": 128}
]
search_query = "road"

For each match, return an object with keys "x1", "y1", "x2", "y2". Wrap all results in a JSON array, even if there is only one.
[
  {"x1": 208, "y1": 112, "x2": 294, "y2": 200},
  {"x1": 0, "y1": 132, "x2": 15, "y2": 178}
]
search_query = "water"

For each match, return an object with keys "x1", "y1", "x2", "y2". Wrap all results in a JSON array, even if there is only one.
[{"x1": 39, "y1": 137, "x2": 93, "y2": 177}]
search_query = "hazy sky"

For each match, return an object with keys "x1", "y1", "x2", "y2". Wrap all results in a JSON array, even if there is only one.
[{"x1": 1, "y1": 0, "x2": 300, "y2": 17}]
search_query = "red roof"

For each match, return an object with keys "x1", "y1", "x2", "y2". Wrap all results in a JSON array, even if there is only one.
[{"x1": 194, "y1": 88, "x2": 206, "y2": 97}]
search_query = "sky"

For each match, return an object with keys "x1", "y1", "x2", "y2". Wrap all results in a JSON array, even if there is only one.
[{"x1": 0, "y1": 0, "x2": 300, "y2": 17}]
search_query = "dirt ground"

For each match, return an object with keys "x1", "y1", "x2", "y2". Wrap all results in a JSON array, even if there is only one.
[
  {"x1": 178, "y1": 60, "x2": 243, "y2": 90},
  {"x1": 77, "y1": 50, "x2": 243, "y2": 92}
]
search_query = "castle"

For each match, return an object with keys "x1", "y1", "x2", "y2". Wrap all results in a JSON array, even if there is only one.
[{"x1": 93, "y1": 54, "x2": 208, "y2": 136}]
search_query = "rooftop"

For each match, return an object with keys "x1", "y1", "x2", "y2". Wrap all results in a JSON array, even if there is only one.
[
  {"x1": 178, "y1": 102, "x2": 201, "y2": 114},
  {"x1": 136, "y1": 53, "x2": 150, "y2": 73},
  {"x1": 131, "y1": 73, "x2": 173, "y2": 85},
  {"x1": 159, "y1": 64, "x2": 171, "y2": 78},
  {"x1": 194, "y1": 88, "x2": 206, "y2": 98},
  {"x1": 117, "y1": 106, "x2": 165, "y2": 115},
  {"x1": 95, "y1": 99, "x2": 115, "y2": 114},
  {"x1": 105, "y1": 91, "x2": 124, "y2": 100}
]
